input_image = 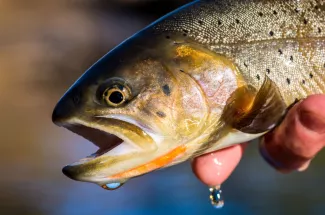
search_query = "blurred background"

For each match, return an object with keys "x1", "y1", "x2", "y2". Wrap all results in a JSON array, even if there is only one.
[{"x1": 1, "y1": 0, "x2": 325, "y2": 214}]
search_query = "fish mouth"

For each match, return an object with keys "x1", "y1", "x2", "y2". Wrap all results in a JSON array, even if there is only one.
[
  {"x1": 64, "y1": 124, "x2": 130, "y2": 163},
  {"x1": 59, "y1": 117, "x2": 160, "y2": 185}
]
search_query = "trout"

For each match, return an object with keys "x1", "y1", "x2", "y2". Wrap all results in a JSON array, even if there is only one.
[{"x1": 52, "y1": 0, "x2": 325, "y2": 189}]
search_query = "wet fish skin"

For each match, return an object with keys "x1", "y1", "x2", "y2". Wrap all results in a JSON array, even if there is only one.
[
  {"x1": 52, "y1": 0, "x2": 325, "y2": 186},
  {"x1": 154, "y1": 0, "x2": 325, "y2": 105}
]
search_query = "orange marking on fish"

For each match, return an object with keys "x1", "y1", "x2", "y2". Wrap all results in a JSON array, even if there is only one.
[{"x1": 108, "y1": 146, "x2": 187, "y2": 179}]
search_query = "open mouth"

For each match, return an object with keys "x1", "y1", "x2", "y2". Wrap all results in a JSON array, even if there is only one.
[
  {"x1": 65, "y1": 124, "x2": 146, "y2": 165},
  {"x1": 58, "y1": 119, "x2": 171, "y2": 184}
]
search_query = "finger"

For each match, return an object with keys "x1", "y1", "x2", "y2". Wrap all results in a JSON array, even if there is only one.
[
  {"x1": 191, "y1": 144, "x2": 246, "y2": 186},
  {"x1": 260, "y1": 94, "x2": 325, "y2": 172}
]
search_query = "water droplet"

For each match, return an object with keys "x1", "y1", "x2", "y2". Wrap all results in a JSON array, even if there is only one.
[
  {"x1": 209, "y1": 186, "x2": 224, "y2": 209},
  {"x1": 101, "y1": 182, "x2": 124, "y2": 190}
]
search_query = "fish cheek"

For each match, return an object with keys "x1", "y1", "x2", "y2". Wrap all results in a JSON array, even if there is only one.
[
  {"x1": 138, "y1": 74, "x2": 208, "y2": 140},
  {"x1": 169, "y1": 70, "x2": 209, "y2": 139}
]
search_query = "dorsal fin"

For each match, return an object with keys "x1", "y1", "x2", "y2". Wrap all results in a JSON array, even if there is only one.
[{"x1": 221, "y1": 76, "x2": 287, "y2": 134}]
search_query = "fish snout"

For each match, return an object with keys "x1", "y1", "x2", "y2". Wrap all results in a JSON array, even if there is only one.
[{"x1": 52, "y1": 94, "x2": 80, "y2": 126}]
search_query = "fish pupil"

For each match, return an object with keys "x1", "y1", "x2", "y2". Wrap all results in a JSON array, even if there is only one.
[{"x1": 109, "y1": 91, "x2": 124, "y2": 104}]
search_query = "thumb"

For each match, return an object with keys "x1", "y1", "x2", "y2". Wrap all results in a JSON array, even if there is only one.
[{"x1": 260, "y1": 94, "x2": 325, "y2": 172}]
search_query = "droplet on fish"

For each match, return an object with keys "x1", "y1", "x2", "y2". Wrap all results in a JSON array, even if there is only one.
[
  {"x1": 209, "y1": 186, "x2": 224, "y2": 209},
  {"x1": 101, "y1": 182, "x2": 124, "y2": 190}
]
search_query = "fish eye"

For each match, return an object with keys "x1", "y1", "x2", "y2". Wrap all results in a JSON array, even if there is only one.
[
  {"x1": 97, "y1": 78, "x2": 132, "y2": 107},
  {"x1": 102, "y1": 84, "x2": 131, "y2": 107}
]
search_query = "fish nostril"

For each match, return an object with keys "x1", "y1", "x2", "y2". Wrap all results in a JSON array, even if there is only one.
[{"x1": 73, "y1": 95, "x2": 80, "y2": 105}]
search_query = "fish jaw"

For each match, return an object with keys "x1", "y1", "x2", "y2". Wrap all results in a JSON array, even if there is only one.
[
  {"x1": 56, "y1": 117, "x2": 155, "y2": 185},
  {"x1": 53, "y1": 112, "x2": 192, "y2": 185}
]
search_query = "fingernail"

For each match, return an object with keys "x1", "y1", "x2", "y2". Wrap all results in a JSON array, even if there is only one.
[
  {"x1": 297, "y1": 160, "x2": 311, "y2": 172},
  {"x1": 299, "y1": 110, "x2": 325, "y2": 134},
  {"x1": 259, "y1": 137, "x2": 292, "y2": 173},
  {"x1": 259, "y1": 137, "x2": 286, "y2": 172},
  {"x1": 259, "y1": 138, "x2": 277, "y2": 166}
]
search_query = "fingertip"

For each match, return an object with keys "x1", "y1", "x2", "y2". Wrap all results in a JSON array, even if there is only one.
[
  {"x1": 298, "y1": 94, "x2": 325, "y2": 116},
  {"x1": 298, "y1": 95, "x2": 325, "y2": 134},
  {"x1": 191, "y1": 144, "x2": 246, "y2": 187}
]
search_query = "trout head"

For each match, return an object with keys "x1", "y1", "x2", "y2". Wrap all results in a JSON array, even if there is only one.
[{"x1": 52, "y1": 32, "x2": 214, "y2": 187}]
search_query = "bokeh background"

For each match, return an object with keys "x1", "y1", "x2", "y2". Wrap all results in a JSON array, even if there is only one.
[{"x1": 1, "y1": 1, "x2": 325, "y2": 214}]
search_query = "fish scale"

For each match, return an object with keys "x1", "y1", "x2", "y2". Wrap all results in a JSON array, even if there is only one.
[
  {"x1": 154, "y1": 0, "x2": 325, "y2": 43},
  {"x1": 154, "y1": 0, "x2": 325, "y2": 105},
  {"x1": 52, "y1": 0, "x2": 325, "y2": 195},
  {"x1": 216, "y1": 39, "x2": 325, "y2": 105}
]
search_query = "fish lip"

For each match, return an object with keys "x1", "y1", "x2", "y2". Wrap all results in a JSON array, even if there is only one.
[{"x1": 59, "y1": 117, "x2": 158, "y2": 183}]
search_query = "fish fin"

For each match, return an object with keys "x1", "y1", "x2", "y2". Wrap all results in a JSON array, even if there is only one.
[{"x1": 222, "y1": 76, "x2": 287, "y2": 134}]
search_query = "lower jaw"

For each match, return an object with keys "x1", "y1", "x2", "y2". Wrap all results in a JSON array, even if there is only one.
[
  {"x1": 64, "y1": 142, "x2": 187, "y2": 186},
  {"x1": 106, "y1": 144, "x2": 187, "y2": 180}
]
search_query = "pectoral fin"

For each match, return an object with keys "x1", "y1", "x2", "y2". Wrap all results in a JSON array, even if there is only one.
[{"x1": 222, "y1": 76, "x2": 287, "y2": 134}]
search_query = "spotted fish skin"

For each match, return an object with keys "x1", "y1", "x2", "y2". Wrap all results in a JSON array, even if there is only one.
[
  {"x1": 154, "y1": 0, "x2": 325, "y2": 105},
  {"x1": 52, "y1": 0, "x2": 325, "y2": 186}
]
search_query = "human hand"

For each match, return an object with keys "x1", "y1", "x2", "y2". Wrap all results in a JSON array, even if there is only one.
[{"x1": 192, "y1": 94, "x2": 325, "y2": 186}]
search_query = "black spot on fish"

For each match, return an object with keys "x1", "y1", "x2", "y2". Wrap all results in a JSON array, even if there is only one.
[
  {"x1": 273, "y1": 10, "x2": 278, "y2": 15},
  {"x1": 269, "y1": 31, "x2": 274, "y2": 36},
  {"x1": 295, "y1": 8, "x2": 300, "y2": 13},
  {"x1": 256, "y1": 74, "x2": 260, "y2": 80},
  {"x1": 302, "y1": 80, "x2": 306, "y2": 84},
  {"x1": 286, "y1": 78, "x2": 291, "y2": 85},
  {"x1": 198, "y1": 20, "x2": 204, "y2": 25},
  {"x1": 244, "y1": 62, "x2": 248, "y2": 67},
  {"x1": 180, "y1": 69, "x2": 185, "y2": 73},
  {"x1": 183, "y1": 33, "x2": 187, "y2": 37},
  {"x1": 235, "y1": 19, "x2": 240, "y2": 24},
  {"x1": 318, "y1": 27, "x2": 322, "y2": 33},
  {"x1": 304, "y1": 18, "x2": 308, "y2": 25},
  {"x1": 290, "y1": 56, "x2": 294, "y2": 62},
  {"x1": 183, "y1": 29, "x2": 189, "y2": 33},
  {"x1": 162, "y1": 84, "x2": 171, "y2": 96},
  {"x1": 166, "y1": 36, "x2": 170, "y2": 39},
  {"x1": 266, "y1": 69, "x2": 271, "y2": 74},
  {"x1": 310, "y1": 73, "x2": 314, "y2": 78},
  {"x1": 278, "y1": 49, "x2": 283, "y2": 55},
  {"x1": 218, "y1": 20, "x2": 222, "y2": 25},
  {"x1": 315, "y1": 5, "x2": 319, "y2": 10},
  {"x1": 258, "y1": 12, "x2": 263, "y2": 16},
  {"x1": 156, "y1": 111, "x2": 166, "y2": 118}
]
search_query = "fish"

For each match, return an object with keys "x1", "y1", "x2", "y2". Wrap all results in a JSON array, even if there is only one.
[{"x1": 52, "y1": 0, "x2": 325, "y2": 188}]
